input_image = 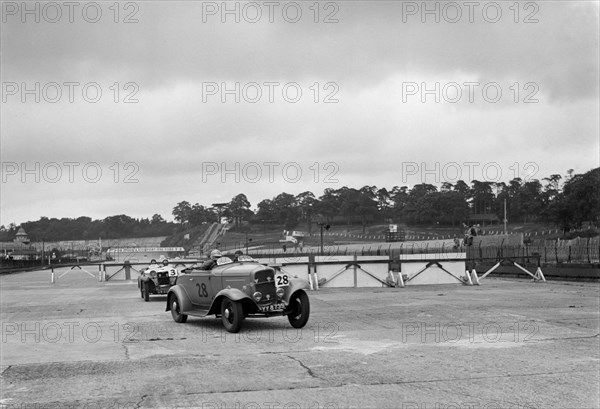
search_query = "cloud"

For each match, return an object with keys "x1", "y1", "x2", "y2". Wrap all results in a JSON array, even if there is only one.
[{"x1": 1, "y1": 1, "x2": 598, "y2": 224}]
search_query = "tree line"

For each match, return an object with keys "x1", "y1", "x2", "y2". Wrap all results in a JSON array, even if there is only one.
[
  {"x1": 172, "y1": 168, "x2": 599, "y2": 235},
  {"x1": 0, "y1": 214, "x2": 178, "y2": 242},
  {"x1": 2, "y1": 167, "x2": 597, "y2": 241}
]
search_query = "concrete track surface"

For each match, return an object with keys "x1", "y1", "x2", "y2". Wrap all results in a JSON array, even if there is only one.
[{"x1": 1, "y1": 269, "x2": 599, "y2": 409}]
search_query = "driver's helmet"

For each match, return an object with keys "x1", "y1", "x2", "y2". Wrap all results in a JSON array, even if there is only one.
[
  {"x1": 210, "y1": 249, "x2": 222, "y2": 260},
  {"x1": 162, "y1": 259, "x2": 169, "y2": 266}
]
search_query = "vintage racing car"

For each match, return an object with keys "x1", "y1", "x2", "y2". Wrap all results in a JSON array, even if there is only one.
[
  {"x1": 166, "y1": 255, "x2": 311, "y2": 333},
  {"x1": 138, "y1": 259, "x2": 179, "y2": 301}
]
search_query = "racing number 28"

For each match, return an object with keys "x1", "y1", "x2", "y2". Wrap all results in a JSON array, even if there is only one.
[
  {"x1": 276, "y1": 274, "x2": 289, "y2": 286},
  {"x1": 196, "y1": 283, "x2": 208, "y2": 297}
]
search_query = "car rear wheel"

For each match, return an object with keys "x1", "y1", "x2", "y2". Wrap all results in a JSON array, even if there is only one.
[
  {"x1": 287, "y1": 290, "x2": 310, "y2": 328},
  {"x1": 143, "y1": 282, "x2": 150, "y2": 302},
  {"x1": 221, "y1": 298, "x2": 244, "y2": 333},
  {"x1": 170, "y1": 294, "x2": 188, "y2": 323}
]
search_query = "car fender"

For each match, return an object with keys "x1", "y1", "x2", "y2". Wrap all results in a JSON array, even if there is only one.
[
  {"x1": 165, "y1": 285, "x2": 194, "y2": 313},
  {"x1": 282, "y1": 278, "x2": 311, "y2": 303},
  {"x1": 207, "y1": 288, "x2": 258, "y2": 316},
  {"x1": 141, "y1": 276, "x2": 156, "y2": 292}
]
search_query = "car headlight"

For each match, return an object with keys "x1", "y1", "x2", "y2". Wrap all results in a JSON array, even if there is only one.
[
  {"x1": 276, "y1": 287, "x2": 285, "y2": 298},
  {"x1": 253, "y1": 292, "x2": 262, "y2": 302}
]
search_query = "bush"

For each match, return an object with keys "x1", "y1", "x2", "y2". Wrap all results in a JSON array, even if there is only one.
[{"x1": 564, "y1": 227, "x2": 599, "y2": 240}]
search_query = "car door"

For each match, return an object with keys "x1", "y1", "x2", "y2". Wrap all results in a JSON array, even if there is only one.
[{"x1": 186, "y1": 270, "x2": 213, "y2": 308}]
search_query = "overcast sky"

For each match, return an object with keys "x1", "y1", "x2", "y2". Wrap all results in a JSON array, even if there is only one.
[{"x1": 1, "y1": 1, "x2": 599, "y2": 225}]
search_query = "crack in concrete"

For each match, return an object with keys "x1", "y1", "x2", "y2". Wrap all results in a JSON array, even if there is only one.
[
  {"x1": 134, "y1": 394, "x2": 148, "y2": 409},
  {"x1": 528, "y1": 333, "x2": 600, "y2": 342},
  {"x1": 0, "y1": 365, "x2": 12, "y2": 377},
  {"x1": 259, "y1": 350, "x2": 312, "y2": 355},
  {"x1": 146, "y1": 337, "x2": 187, "y2": 342},
  {"x1": 285, "y1": 355, "x2": 320, "y2": 380},
  {"x1": 116, "y1": 368, "x2": 598, "y2": 400},
  {"x1": 366, "y1": 368, "x2": 600, "y2": 386}
]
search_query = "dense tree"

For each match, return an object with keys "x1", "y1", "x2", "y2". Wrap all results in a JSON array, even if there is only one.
[
  {"x1": 471, "y1": 180, "x2": 494, "y2": 214},
  {"x1": 3, "y1": 168, "x2": 597, "y2": 242},
  {"x1": 376, "y1": 187, "x2": 392, "y2": 221},
  {"x1": 151, "y1": 214, "x2": 165, "y2": 224},
  {"x1": 256, "y1": 199, "x2": 275, "y2": 224},
  {"x1": 188, "y1": 204, "x2": 215, "y2": 226},
  {"x1": 226, "y1": 194, "x2": 252, "y2": 227},
  {"x1": 271, "y1": 193, "x2": 300, "y2": 230},
  {"x1": 316, "y1": 188, "x2": 341, "y2": 223},
  {"x1": 296, "y1": 191, "x2": 318, "y2": 234},
  {"x1": 172, "y1": 201, "x2": 192, "y2": 224},
  {"x1": 0, "y1": 215, "x2": 178, "y2": 242},
  {"x1": 390, "y1": 186, "x2": 409, "y2": 221},
  {"x1": 551, "y1": 168, "x2": 600, "y2": 231}
]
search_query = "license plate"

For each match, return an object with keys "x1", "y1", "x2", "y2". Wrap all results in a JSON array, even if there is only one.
[
  {"x1": 259, "y1": 303, "x2": 286, "y2": 312},
  {"x1": 275, "y1": 273, "x2": 289, "y2": 287}
]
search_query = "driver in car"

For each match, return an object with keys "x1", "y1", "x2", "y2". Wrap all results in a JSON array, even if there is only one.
[{"x1": 199, "y1": 249, "x2": 222, "y2": 270}]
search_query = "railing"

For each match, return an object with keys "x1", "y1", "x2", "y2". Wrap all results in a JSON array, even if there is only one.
[{"x1": 243, "y1": 242, "x2": 600, "y2": 265}]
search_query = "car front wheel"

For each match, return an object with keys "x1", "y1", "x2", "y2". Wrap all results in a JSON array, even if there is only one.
[
  {"x1": 287, "y1": 290, "x2": 310, "y2": 328},
  {"x1": 221, "y1": 298, "x2": 244, "y2": 333},
  {"x1": 170, "y1": 294, "x2": 188, "y2": 323}
]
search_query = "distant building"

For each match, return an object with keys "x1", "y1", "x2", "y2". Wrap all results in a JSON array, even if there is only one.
[
  {"x1": 1, "y1": 226, "x2": 36, "y2": 259},
  {"x1": 14, "y1": 226, "x2": 30, "y2": 244}
]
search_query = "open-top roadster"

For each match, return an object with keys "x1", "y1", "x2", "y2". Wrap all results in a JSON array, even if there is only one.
[
  {"x1": 138, "y1": 259, "x2": 179, "y2": 301},
  {"x1": 166, "y1": 255, "x2": 311, "y2": 333}
]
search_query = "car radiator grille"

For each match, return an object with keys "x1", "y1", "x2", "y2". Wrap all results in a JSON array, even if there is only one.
[
  {"x1": 254, "y1": 269, "x2": 276, "y2": 302},
  {"x1": 157, "y1": 274, "x2": 170, "y2": 285}
]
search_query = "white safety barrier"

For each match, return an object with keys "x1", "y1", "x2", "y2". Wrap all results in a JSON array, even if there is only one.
[
  {"x1": 399, "y1": 253, "x2": 467, "y2": 286},
  {"x1": 476, "y1": 260, "x2": 546, "y2": 283},
  {"x1": 258, "y1": 254, "x2": 470, "y2": 289}
]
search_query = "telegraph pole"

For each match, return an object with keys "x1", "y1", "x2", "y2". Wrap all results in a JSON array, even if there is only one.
[
  {"x1": 317, "y1": 222, "x2": 330, "y2": 254},
  {"x1": 503, "y1": 199, "x2": 507, "y2": 234}
]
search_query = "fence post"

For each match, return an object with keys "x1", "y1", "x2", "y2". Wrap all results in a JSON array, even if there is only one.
[
  {"x1": 124, "y1": 260, "x2": 131, "y2": 280},
  {"x1": 353, "y1": 254, "x2": 358, "y2": 288},
  {"x1": 587, "y1": 237, "x2": 591, "y2": 264},
  {"x1": 568, "y1": 246, "x2": 571, "y2": 263}
]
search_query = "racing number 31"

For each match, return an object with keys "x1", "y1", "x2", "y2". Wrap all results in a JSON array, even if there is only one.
[{"x1": 196, "y1": 283, "x2": 208, "y2": 297}]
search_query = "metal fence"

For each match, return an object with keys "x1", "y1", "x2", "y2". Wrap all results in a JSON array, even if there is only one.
[
  {"x1": 244, "y1": 241, "x2": 600, "y2": 265},
  {"x1": 2, "y1": 241, "x2": 598, "y2": 272}
]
